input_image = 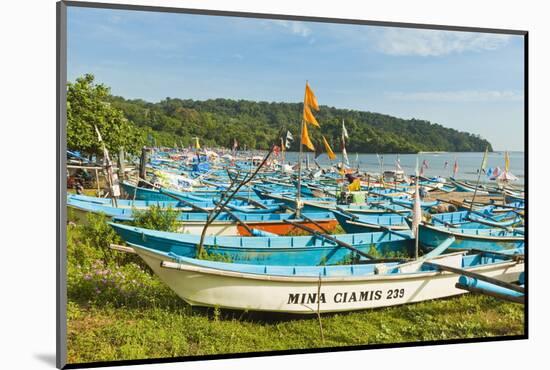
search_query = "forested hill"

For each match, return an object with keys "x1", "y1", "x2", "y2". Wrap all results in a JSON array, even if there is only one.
[{"x1": 108, "y1": 96, "x2": 492, "y2": 153}]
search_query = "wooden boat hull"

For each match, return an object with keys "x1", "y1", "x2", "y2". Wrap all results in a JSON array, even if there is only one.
[{"x1": 132, "y1": 246, "x2": 523, "y2": 314}]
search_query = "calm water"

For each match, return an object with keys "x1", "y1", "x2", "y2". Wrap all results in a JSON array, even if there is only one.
[{"x1": 283, "y1": 151, "x2": 525, "y2": 185}]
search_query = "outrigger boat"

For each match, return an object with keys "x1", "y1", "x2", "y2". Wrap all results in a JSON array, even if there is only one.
[
  {"x1": 70, "y1": 198, "x2": 339, "y2": 236},
  {"x1": 68, "y1": 195, "x2": 282, "y2": 218},
  {"x1": 122, "y1": 243, "x2": 523, "y2": 314},
  {"x1": 110, "y1": 222, "x2": 414, "y2": 265},
  {"x1": 430, "y1": 210, "x2": 523, "y2": 229},
  {"x1": 332, "y1": 210, "x2": 410, "y2": 233},
  {"x1": 68, "y1": 193, "x2": 281, "y2": 211},
  {"x1": 121, "y1": 181, "x2": 263, "y2": 202},
  {"x1": 418, "y1": 223, "x2": 524, "y2": 252}
]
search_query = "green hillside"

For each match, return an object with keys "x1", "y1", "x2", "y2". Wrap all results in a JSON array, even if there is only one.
[
  {"x1": 109, "y1": 97, "x2": 492, "y2": 153},
  {"x1": 67, "y1": 74, "x2": 492, "y2": 155}
]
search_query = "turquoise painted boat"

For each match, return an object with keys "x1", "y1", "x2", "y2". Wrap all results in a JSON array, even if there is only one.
[
  {"x1": 68, "y1": 197, "x2": 333, "y2": 222},
  {"x1": 121, "y1": 181, "x2": 261, "y2": 202},
  {"x1": 110, "y1": 222, "x2": 413, "y2": 266},
  {"x1": 391, "y1": 198, "x2": 439, "y2": 210},
  {"x1": 418, "y1": 223, "x2": 524, "y2": 252},
  {"x1": 431, "y1": 210, "x2": 523, "y2": 229},
  {"x1": 69, "y1": 193, "x2": 282, "y2": 213},
  {"x1": 332, "y1": 210, "x2": 410, "y2": 233}
]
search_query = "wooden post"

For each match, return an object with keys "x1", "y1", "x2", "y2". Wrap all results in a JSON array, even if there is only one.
[
  {"x1": 139, "y1": 146, "x2": 148, "y2": 183},
  {"x1": 118, "y1": 147, "x2": 125, "y2": 181},
  {"x1": 366, "y1": 174, "x2": 371, "y2": 205},
  {"x1": 94, "y1": 168, "x2": 100, "y2": 195}
]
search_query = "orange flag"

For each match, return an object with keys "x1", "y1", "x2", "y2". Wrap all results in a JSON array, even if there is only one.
[
  {"x1": 322, "y1": 136, "x2": 336, "y2": 160},
  {"x1": 301, "y1": 120, "x2": 315, "y2": 151},
  {"x1": 303, "y1": 104, "x2": 320, "y2": 127},
  {"x1": 305, "y1": 82, "x2": 319, "y2": 111}
]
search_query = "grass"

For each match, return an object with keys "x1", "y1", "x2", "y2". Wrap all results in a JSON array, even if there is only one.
[{"x1": 66, "y1": 211, "x2": 524, "y2": 364}]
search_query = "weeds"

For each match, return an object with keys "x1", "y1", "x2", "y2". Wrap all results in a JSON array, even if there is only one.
[{"x1": 66, "y1": 209, "x2": 524, "y2": 364}]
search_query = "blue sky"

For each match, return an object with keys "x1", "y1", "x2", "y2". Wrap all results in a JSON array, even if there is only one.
[{"x1": 67, "y1": 7, "x2": 525, "y2": 150}]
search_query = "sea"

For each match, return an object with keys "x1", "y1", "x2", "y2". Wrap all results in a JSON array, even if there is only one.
[{"x1": 283, "y1": 151, "x2": 525, "y2": 185}]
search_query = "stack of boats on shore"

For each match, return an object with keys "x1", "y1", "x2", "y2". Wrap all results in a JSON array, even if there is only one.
[{"x1": 68, "y1": 149, "x2": 525, "y2": 313}]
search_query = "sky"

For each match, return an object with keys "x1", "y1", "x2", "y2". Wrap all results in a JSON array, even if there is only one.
[{"x1": 67, "y1": 7, "x2": 525, "y2": 151}]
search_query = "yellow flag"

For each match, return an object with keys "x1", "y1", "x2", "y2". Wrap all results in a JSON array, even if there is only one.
[
  {"x1": 305, "y1": 82, "x2": 319, "y2": 111},
  {"x1": 301, "y1": 121, "x2": 315, "y2": 151},
  {"x1": 504, "y1": 151, "x2": 510, "y2": 172},
  {"x1": 303, "y1": 105, "x2": 320, "y2": 127},
  {"x1": 195, "y1": 137, "x2": 200, "y2": 149},
  {"x1": 322, "y1": 136, "x2": 336, "y2": 160}
]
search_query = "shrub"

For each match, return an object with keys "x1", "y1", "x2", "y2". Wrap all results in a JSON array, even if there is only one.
[{"x1": 131, "y1": 205, "x2": 179, "y2": 232}]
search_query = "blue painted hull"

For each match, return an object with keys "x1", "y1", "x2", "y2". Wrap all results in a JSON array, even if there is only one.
[
  {"x1": 418, "y1": 223, "x2": 524, "y2": 251},
  {"x1": 121, "y1": 182, "x2": 261, "y2": 202},
  {"x1": 332, "y1": 210, "x2": 409, "y2": 233},
  {"x1": 110, "y1": 223, "x2": 414, "y2": 265}
]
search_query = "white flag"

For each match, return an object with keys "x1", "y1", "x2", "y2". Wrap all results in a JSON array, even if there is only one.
[
  {"x1": 342, "y1": 120, "x2": 349, "y2": 140},
  {"x1": 342, "y1": 146, "x2": 349, "y2": 165},
  {"x1": 395, "y1": 155, "x2": 402, "y2": 171},
  {"x1": 285, "y1": 130, "x2": 294, "y2": 149},
  {"x1": 342, "y1": 120, "x2": 349, "y2": 165},
  {"x1": 411, "y1": 157, "x2": 422, "y2": 237},
  {"x1": 286, "y1": 130, "x2": 294, "y2": 141}
]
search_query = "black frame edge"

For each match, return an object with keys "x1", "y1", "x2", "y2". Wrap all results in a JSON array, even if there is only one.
[
  {"x1": 57, "y1": 1, "x2": 68, "y2": 368},
  {"x1": 62, "y1": 0, "x2": 527, "y2": 35}
]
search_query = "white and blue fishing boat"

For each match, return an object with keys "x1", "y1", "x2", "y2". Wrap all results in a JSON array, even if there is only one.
[
  {"x1": 110, "y1": 223, "x2": 414, "y2": 265},
  {"x1": 123, "y1": 243, "x2": 523, "y2": 313},
  {"x1": 68, "y1": 194, "x2": 282, "y2": 213},
  {"x1": 69, "y1": 198, "x2": 339, "y2": 236},
  {"x1": 418, "y1": 223, "x2": 524, "y2": 252},
  {"x1": 121, "y1": 181, "x2": 262, "y2": 202},
  {"x1": 390, "y1": 198, "x2": 439, "y2": 210},
  {"x1": 332, "y1": 210, "x2": 410, "y2": 233},
  {"x1": 431, "y1": 210, "x2": 523, "y2": 229}
]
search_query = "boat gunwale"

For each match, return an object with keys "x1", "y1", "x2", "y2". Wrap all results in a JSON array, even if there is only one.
[
  {"x1": 420, "y1": 223, "x2": 524, "y2": 241},
  {"x1": 133, "y1": 245, "x2": 521, "y2": 283}
]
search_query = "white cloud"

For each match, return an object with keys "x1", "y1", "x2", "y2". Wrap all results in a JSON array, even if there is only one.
[
  {"x1": 269, "y1": 20, "x2": 312, "y2": 38},
  {"x1": 375, "y1": 29, "x2": 511, "y2": 56},
  {"x1": 386, "y1": 90, "x2": 523, "y2": 102}
]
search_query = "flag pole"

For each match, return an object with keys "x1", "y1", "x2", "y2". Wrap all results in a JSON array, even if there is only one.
[
  {"x1": 470, "y1": 147, "x2": 487, "y2": 212},
  {"x1": 414, "y1": 157, "x2": 420, "y2": 260},
  {"x1": 281, "y1": 137, "x2": 286, "y2": 165},
  {"x1": 296, "y1": 82, "x2": 308, "y2": 218},
  {"x1": 415, "y1": 220, "x2": 419, "y2": 260},
  {"x1": 341, "y1": 119, "x2": 346, "y2": 195}
]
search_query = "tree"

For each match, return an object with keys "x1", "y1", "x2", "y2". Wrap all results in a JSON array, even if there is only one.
[{"x1": 67, "y1": 74, "x2": 144, "y2": 156}]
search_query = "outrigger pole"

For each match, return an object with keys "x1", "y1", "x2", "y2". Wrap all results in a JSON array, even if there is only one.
[
  {"x1": 196, "y1": 131, "x2": 281, "y2": 256},
  {"x1": 295, "y1": 81, "x2": 308, "y2": 218}
]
